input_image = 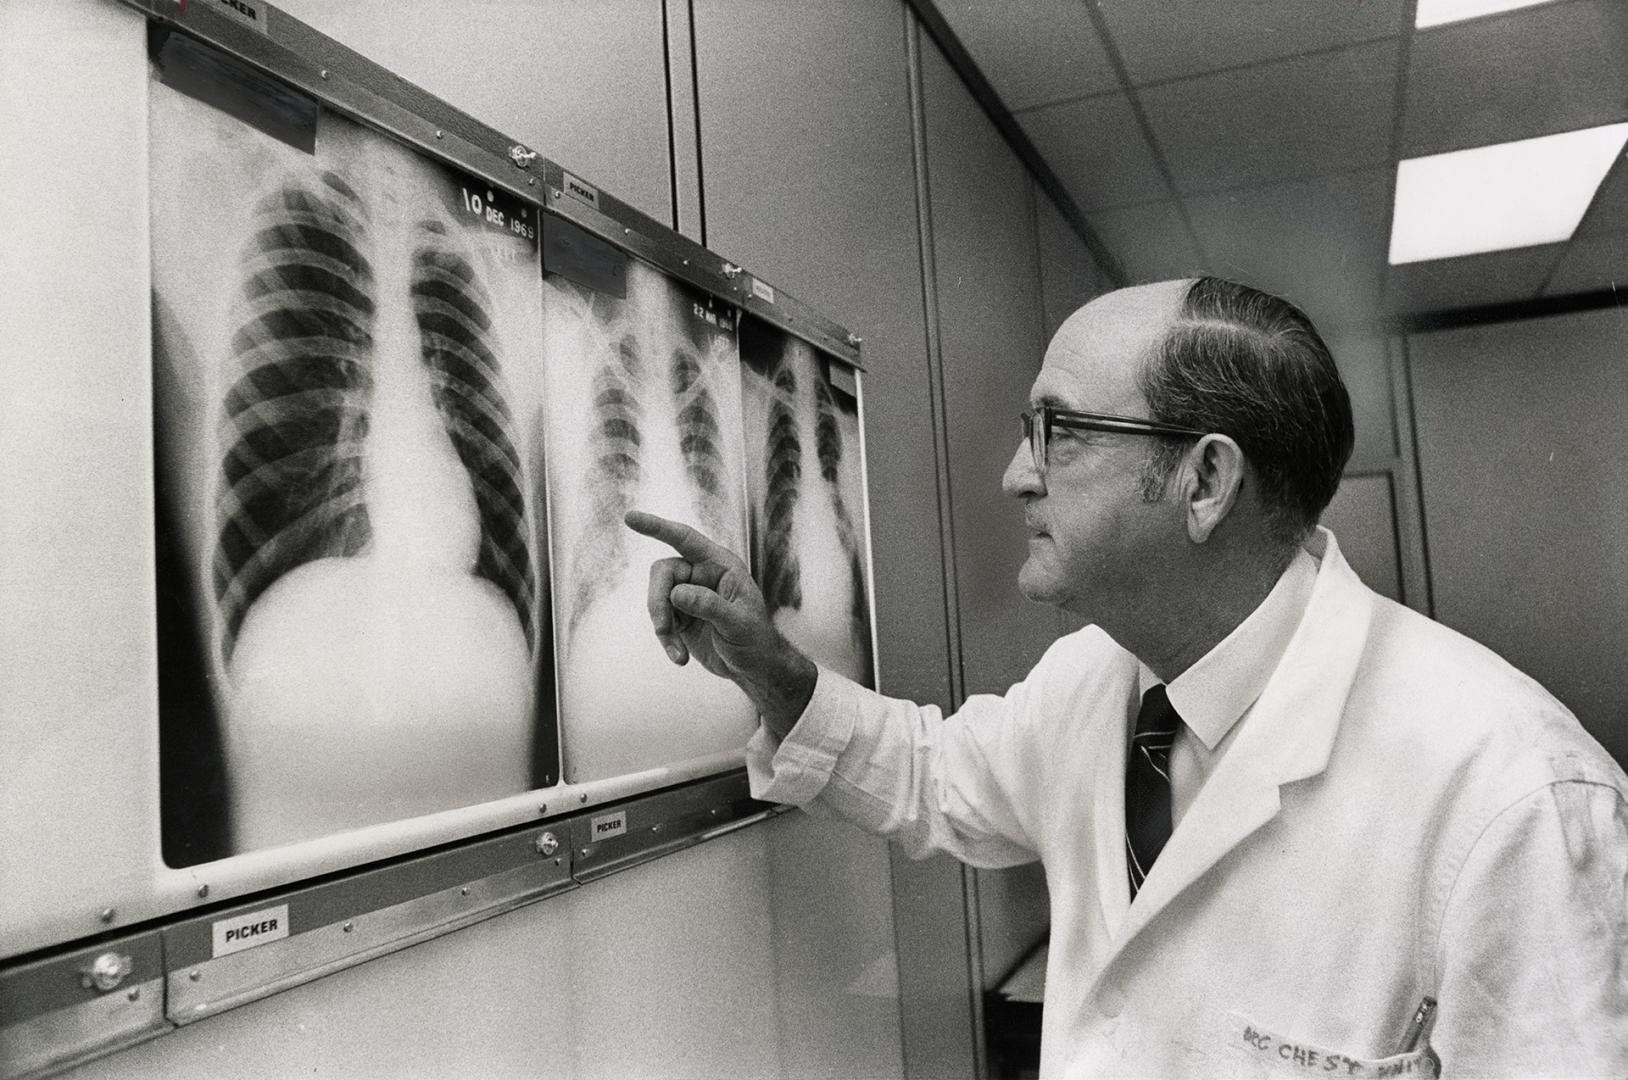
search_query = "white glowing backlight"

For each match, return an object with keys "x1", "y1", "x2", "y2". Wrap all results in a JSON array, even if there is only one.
[
  {"x1": 1388, "y1": 124, "x2": 1628, "y2": 264},
  {"x1": 1415, "y1": 0, "x2": 1557, "y2": 28}
]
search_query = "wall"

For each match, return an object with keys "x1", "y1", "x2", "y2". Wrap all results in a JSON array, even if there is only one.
[
  {"x1": 696, "y1": 6, "x2": 1107, "y2": 1074},
  {"x1": 965, "y1": 182, "x2": 1104, "y2": 996},
  {"x1": 953, "y1": 175, "x2": 1104, "y2": 991},
  {"x1": 691, "y1": 1, "x2": 957, "y2": 1075},
  {"x1": 1317, "y1": 326, "x2": 1430, "y2": 612},
  {"x1": 915, "y1": 28, "x2": 1050, "y2": 1036},
  {"x1": 921, "y1": 29, "x2": 1051, "y2": 702},
  {"x1": 41, "y1": 1, "x2": 1110, "y2": 1078},
  {"x1": 73, "y1": 837, "x2": 785, "y2": 1080},
  {"x1": 273, "y1": 0, "x2": 675, "y2": 226},
  {"x1": 1407, "y1": 307, "x2": 1628, "y2": 768}
]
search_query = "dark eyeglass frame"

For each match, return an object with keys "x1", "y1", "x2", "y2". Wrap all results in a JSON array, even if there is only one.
[{"x1": 1019, "y1": 405, "x2": 1207, "y2": 472}]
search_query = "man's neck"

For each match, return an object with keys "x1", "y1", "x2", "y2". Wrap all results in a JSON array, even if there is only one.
[{"x1": 1114, "y1": 549, "x2": 1291, "y2": 683}]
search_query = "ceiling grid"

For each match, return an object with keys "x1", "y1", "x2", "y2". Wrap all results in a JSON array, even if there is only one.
[
  {"x1": 926, "y1": 0, "x2": 1628, "y2": 328},
  {"x1": 1075, "y1": 0, "x2": 1215, "y2": 276}
]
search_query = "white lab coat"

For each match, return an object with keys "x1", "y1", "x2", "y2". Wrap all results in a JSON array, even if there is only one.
[{"x1": 748, "y1": 529, "x2": 1628, "y2": 1078}]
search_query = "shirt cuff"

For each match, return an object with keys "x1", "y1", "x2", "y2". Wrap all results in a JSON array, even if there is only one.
[{"x1": 745, "y1": 665, "x2": 860, "y2": 805}]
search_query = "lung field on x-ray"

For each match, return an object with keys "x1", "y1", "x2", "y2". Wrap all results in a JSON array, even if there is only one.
[
  {"x1": 213, "y1": 178, "x2": 538, "y2": 664},
  {"x1": 673, "y1": 343, "x2": 732, "y2": 539},
  {"x1": 567, "y1": 321, "x2": 645, "y2": 637},
  {"x1": 742, "y1": 316, "x2": 874, "y2": 687},
  {"x1": 760, "y1": 356, "x2": 803, "y2": 612},
  {"x1": 813, "y1": 372, "x2": 870, "y2": 643},
  {"x1": 213, "y1": 171, "x2": 376, "y2": 663},
  {"x1": 410, "y1": 221, "x2": 535, "y2": 648},
  {"x1": 547, "y1": 270, "x2": 745, "y2": 642}
]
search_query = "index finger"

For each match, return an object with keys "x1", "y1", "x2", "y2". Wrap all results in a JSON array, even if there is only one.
[{"x1": 624, "y1": 509, "x2": 740, "y2": 566}]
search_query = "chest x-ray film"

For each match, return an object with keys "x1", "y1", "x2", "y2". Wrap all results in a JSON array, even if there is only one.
[
  {"x1": 541, "y1": 259, "x2": 756, "y2": 782},
  {"x1": 149, "y1": 70, "x2": 557, "y2": 867},
  {"x1": 740, "y1": 316, "x2": 876, "y2": 688}
]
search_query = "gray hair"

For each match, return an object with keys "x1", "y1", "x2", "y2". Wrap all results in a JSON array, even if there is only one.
[{"x1": 1138, "y1": 277, "x2": 1354, "y2": 547}]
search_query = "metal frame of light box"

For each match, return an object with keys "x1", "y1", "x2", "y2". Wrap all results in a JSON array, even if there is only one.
[{"x1": 1, "y1": 0, "x2": 878, "y2": 1074}]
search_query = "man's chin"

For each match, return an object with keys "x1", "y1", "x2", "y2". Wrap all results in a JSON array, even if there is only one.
[{"x1": 1016, "y1": 563, "x2": 1059, "y2": 606}]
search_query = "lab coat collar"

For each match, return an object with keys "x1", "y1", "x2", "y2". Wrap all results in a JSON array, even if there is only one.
[
  {"x1": 1092, "y1": 528, "x2": 1374, "y2": 970},
  {"x1": 1157, "y1": 548, "x2": 1320, "y2": 752}
]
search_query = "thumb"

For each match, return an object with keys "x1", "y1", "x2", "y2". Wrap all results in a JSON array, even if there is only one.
[{"x1": 669, "y1": 582, "x2": 749, "y2": 637}]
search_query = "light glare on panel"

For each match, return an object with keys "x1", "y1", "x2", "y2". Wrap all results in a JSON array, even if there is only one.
[
  {"x1": 1415, "y1": 0, "x2": 1557, "y2": 28},
  {"x1": 1388, "y1": 123, "x2": 1628, "y2": 265}
]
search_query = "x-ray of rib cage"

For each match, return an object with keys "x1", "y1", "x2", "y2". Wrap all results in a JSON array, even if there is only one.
[
  {"x1": 740, "y1": 317, "x2": 875, "y2": 689},
  {"x1": 540, "y1": 259, "x2": 756, "y2": 783},
  {"x1": 149, "y1": 84, "x2": 554, "y2": 866}
]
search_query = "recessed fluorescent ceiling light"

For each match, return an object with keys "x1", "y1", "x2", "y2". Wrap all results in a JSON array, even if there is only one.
[
  {"x1": 1389, "y1": 123, "x2": 1628, "y2": 265},
  {"x1": 1415, "y1": 0, "x2": 1557, "y2": 28}
]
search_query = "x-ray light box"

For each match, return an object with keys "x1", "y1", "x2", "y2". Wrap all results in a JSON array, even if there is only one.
[{"x1": 0, "y1": 0, "x2": 877, "y2": 966}]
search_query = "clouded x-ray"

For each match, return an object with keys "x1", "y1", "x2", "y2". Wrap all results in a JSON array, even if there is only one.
[
  {"x1": 740, "y1": 316, "x2": 876, "y2": 688},
  {"x1": 149, "y1": 77, "x2": 556, "y2": 866},
  {"x1": 540, "y1": 259, "x2": 757, "y2": 782}
]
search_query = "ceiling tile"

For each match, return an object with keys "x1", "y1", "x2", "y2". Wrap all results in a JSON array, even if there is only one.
[
  {"x1": 1140, "y1": 40, "x2": 1401, "y2": 194},
  {"x1": 1094, "y1": 0, "x2": 1405, "y2": 86},
  {"x1": 1084, "y1": 201, "x2": 1207, "y2": 282},
  {"x1": 1403, "y1": 0, "x2": 1628, "y2": 156},
  {"x1": 1542, "y1": 234, "x2": 1628, "y2": 296},
  {"x1": 1185, "y1": 169, "x2": 1392, "y2": 329},
  {"x1": 1577, "y1": 160, "x2": 1628, "y2": 237},
  {"x1": 935, "y1": 0, "x2": 1119, "y2": 111},
  {"x1": 1385, "y1": 244, "x2": 1565, "y2": 313},
  {"x1": 1019, "y1": 93, "x2": 1171, "y2": 210}
]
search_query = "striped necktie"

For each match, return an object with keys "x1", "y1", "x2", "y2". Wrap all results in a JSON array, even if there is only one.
[{"x1": 1126, "y1": 684, "x2": 1181, "y2": 900}]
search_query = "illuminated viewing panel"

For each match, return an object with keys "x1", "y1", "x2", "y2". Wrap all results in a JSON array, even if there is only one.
[
  {"x1": 740, "y1": 316, "x2": 876, "y2": 689},
  {"x1": 541, "y1": 260, "x2": 758, "y2": 781},
  {"x1": 150, "y1": 70, "x2": 558, "y2": 866},
  {"x1": 1389, "y1": 123, "x2": 1628, "y2": 264}
]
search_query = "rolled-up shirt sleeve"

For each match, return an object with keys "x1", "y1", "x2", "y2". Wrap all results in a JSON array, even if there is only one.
[
  {"x1": 746, "y1": 664, "x2": 1046, "y2": 868},
  {"x1": 1432, "y1": 777, "x2": 1628, "y2": 1077}
]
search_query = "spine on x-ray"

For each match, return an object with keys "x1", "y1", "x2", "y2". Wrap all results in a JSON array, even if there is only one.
[
  {"x1": 760, "y1": 358, "x2": 803, "y2": 612},
  {"x1": 213, "y1": 171, "x2": 375, "y2": 665},
  {"x1": 671, "y1": 345, "x2": 730, "y2": 539},
  {"x1": 568, "y1": 331, "x2": 645, "y2": 635},
  {"x1": 409, "y1": 220, "x2": 535, "y2": 650}
]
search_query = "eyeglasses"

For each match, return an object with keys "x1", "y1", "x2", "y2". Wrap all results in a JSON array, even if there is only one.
[{"x1": 1019, "y1": 405, "x2": 1206, "y2": 471}]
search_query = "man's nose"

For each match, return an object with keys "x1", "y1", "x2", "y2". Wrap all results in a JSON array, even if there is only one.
[{"x1": 1002, "y1": 440, "x2": 1042, "y2": 499}]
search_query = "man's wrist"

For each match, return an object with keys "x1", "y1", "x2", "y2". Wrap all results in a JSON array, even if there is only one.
[{"x1": 751, "y1": 639, "x2": 818, "y2": 741}]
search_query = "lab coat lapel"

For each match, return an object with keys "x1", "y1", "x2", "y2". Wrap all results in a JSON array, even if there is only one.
[
  {"x1": 1091, "y1": 675, "x2": 1136, "y2": 935},
  {"x1": 1105, "y1": 531, "x2": 1375, "y2": 956}
]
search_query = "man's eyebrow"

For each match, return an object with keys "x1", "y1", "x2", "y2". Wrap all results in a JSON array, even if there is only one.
[{"x1": 1032, "y1": 392, "x2": 1069, "y2": 409}]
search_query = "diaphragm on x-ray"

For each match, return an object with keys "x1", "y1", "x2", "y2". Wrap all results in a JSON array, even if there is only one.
[
  {"x1": 740, "y1": 316, "x2": 876, "y2": 688},
  {"x1": 541, "y1": 259, "x2": 756, "y2": 782},
  {"x1": 149, "y1": 76, "x2": 556, "y2": 866}
]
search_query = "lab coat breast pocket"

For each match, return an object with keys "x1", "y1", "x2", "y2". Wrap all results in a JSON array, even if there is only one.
[{"x1": 1224, "y1": 1013, "x2": 1438, "y2": 1079}]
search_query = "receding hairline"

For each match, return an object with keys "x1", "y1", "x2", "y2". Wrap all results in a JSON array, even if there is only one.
[
  {"x1": 1145, "y1": 279, "x2": 1326, "y2": 368},
  {"x1": 1047, "y1": 279, "x2": 1196, "y2": 374}
]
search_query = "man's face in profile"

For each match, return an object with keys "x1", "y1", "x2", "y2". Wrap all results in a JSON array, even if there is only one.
[{"x1": 1003, "y1": 283, "x2": 1191, "y2": 623}]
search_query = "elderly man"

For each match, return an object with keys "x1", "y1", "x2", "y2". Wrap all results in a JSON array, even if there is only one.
[{"x1": 626, "y1": 278, "x2": 1628, "y2": 1078}]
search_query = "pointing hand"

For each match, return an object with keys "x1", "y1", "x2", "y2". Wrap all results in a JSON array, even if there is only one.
[{"x1": 624, "y1": 509, "x2": 816, "y2": 736}]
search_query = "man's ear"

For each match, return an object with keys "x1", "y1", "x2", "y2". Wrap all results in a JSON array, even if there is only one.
[{"x1": 1182, "y1": 434, "x2": 1247, "y2": 543}]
